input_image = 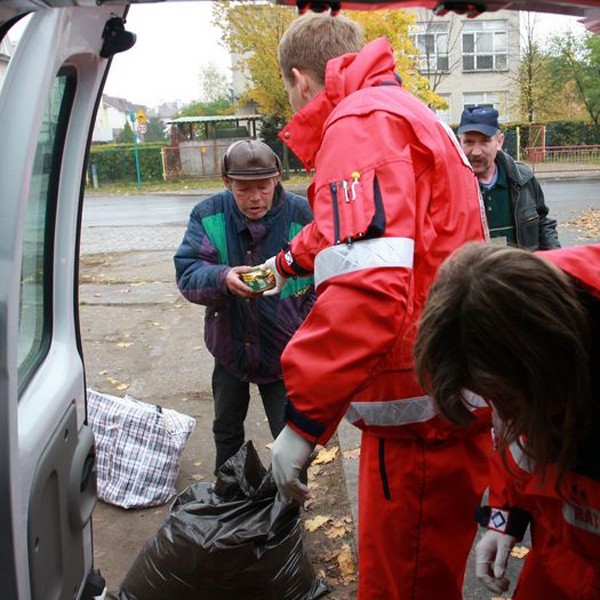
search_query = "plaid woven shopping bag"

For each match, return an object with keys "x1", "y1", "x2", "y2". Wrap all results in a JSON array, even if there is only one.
[{"x1": 87, "y1": 388, "x2": 196, "y2": 509}]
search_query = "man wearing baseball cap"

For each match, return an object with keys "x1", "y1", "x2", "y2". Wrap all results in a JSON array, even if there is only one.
[
  {"x1": 458, "y1": 105, "x2": 560, "y2": 249},
  {"x1": 174, "y1": 140, "x2": 315, "y2": 474}
]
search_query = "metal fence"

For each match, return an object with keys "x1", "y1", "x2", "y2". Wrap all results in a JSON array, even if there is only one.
[{"x1": 524, "y1": 145, "x2": 600, "y2": 174}]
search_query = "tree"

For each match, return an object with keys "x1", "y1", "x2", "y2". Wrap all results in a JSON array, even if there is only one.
[
  {"x1": 116, "y1": 120, "x2": 134, "y2": 143},
  {"x1": 213, "y1": 3, "x2": 445, "y2": 118},
  {"x1": 198, "y1": 61, "x2": 232, "y2": 104},
  {"x1": 213, "y1": 2, "x2": 295, "y2": 117},
  {"x1": 409, "y1": 11, "x2": 462, "y2": 98},
  {"x1": 508, "y1": 12, "x2": 566, "y2": 123},
  {"x1": 144, "y1": 116, "x2": 167, "y2": 143},
  {"x1": 547, "y1": 30, "x2": 600, "y2": 136},
  {"x1": 175, "y1": 98, "x2": 235, "y2": 118}
]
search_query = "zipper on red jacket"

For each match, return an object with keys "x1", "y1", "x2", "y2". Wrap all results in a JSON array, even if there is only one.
[{"x1": 329, "y1": 182, "x2": 341, "y2": 244}]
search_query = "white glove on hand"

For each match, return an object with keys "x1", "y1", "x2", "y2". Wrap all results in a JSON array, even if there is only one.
[
  {"x1": 258, "y1": 255, "x2": 287, "y2": 296},
  {"x1": 475, "y1": 529, "x2": 517, "y2": 594},
  {"x1": 271, "y1": 424, "x2": 314, "y2": 503}
]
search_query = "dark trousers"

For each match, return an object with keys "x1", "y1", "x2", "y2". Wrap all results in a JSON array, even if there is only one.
[{"x1": 212, "y1": 360, "x2": 286, "y2": 474}]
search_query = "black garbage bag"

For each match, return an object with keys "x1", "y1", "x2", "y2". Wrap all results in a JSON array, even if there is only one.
[{"x1": 109, "y1": 441, "x2": 331, "y2": 600}]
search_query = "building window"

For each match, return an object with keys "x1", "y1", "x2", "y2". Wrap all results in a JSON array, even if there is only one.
[
  {"x1": 462, "y1": 20, "x2": 507, "y2": 72},
  {"x1": 462, "y1": 92, "x2": 509, "y2": 121},
  {"x1": 412, "y1": 22, "x2": 449, "y2": 73}
]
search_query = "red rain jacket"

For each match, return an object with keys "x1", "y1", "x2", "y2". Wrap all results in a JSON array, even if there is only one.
[
  {"x1": 488, "y1": 244, "x2": 600, "y2": 595},
  {"x1": 276, "y1": 38, "x2": 488, "y2": 445}
]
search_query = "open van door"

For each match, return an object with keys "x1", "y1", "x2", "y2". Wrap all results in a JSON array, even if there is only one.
[{"x1": 0, "y1": 4, "x2": 132, "y2": 598}]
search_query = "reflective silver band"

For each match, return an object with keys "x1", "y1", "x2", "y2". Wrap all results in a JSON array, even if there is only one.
[
  {"x1": 562, "y1": 502, "x2": 600, "y2": 536},
  {"x1": 345, "y1": 391, "x2": 487, "y2": 427},
  {"x1": 508, "y1": 441, "x2": 535, "y2": 474},
  {"x1": 314, "y1": 237, "x2": 414, "y2": 289}
]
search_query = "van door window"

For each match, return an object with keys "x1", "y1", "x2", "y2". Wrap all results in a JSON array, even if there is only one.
[{"x1": 17, "y1": 71, "x2": 76, "y2": 391}]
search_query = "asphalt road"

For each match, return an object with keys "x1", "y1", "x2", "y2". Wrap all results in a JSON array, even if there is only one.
[{"x1": 82, "y1": 178, "x2": 600, "y2": 247}]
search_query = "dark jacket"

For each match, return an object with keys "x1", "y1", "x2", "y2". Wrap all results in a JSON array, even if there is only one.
[
  {"x1": 496, "y1": 149, "x2": 560, "y2": 250},
  {"x1": 174, "y1": 184, "x2": 315, "y2": 383}
]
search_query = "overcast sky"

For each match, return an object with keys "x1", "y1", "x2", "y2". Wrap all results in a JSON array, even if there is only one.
[
  {"x1": 103, "y1": 2, "x2": 231, "y2": 109},
  {"x1": 10, "y1": 2, "x2": 586, "y2": 111}
]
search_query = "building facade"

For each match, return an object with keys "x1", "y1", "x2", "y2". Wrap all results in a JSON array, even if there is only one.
[
  {"x1": 92, "y1": 94, "x2": 147, "y2": 143},
  {"x1": 409, "y1": 8, "x2": 522, "y2": 125}
]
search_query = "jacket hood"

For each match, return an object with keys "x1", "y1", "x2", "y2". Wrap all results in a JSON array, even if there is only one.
[
  {"x1": 324, "y1": 37, "x2": 397, "y2": 106},
  {"x1": 279, "y1": 37, "x2": 398, "y2": 169},
  {"x1": 540, "y1": 245, "x2": 600, "y2": 298}
]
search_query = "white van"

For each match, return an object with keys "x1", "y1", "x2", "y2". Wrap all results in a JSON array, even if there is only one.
[{"x1": 0, "y1": 1, "x2": 598, "y2": 598}]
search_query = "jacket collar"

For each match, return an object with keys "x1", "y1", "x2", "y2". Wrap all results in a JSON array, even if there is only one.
[
  {"x1": 496, "y1": 149, "x2": 533, "y2": 186},
  {"x1": 279, "y1": 37, "x2": 398, "y2": 170}
]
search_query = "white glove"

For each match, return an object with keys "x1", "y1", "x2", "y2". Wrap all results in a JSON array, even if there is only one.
[
  {"x1": 258, "y1": 255, "x2": 287, "y2": 296},
  {"x1": 271, "y1": 424, "x2": 314, "y2": 503},
  {"x1": 475, "y1": 529, "x2": 517, "y2": 594}
]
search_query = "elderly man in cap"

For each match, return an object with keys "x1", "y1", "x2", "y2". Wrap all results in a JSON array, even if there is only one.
[
  {"x1": 174, "y1": 139, "x2": 315, "y2": 474},
  {"x1": 458, "y1": 105, "x2": 560, "y2": 249}
]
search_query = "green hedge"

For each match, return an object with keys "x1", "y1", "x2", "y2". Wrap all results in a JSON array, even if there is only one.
[{"x1": 88, "y1": 143, "x2": 167, "y2": 183}]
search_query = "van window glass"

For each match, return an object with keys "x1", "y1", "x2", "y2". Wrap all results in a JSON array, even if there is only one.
[{"x1": 17, "y1": 72, "x2": 76, "y2": 391}]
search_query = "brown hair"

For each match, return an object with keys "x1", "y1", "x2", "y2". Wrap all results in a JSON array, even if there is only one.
[
  {"x1": 278, "y1": 12, "x2": 364, "y2": 84},
  {"x1": 414, "y1": 242, "x2": 594, "y2": 484}
]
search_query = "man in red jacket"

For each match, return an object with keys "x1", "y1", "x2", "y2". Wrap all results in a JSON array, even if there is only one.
[{"x1": 262, "y1": 12, "x2": 491, "y2": 599}]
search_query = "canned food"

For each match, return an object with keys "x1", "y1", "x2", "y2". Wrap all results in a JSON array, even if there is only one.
[{"x1": 241, "y1": 267, "x2": 276, "y2": 292}]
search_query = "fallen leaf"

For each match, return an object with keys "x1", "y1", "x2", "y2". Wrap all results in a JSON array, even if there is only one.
[
  {"x1": 265, "y1": 442, "x2": 273, "y2": 449},
  {"x1": 313, "y1": 446, "x2": 339, "y2": 465},
  {"x1": 98, "y1": 370, "x2": 108, "y2": 375},
  {"x1": 337, "y1": 545, "x2": 355, "y2": 579},
  {"x1": 193, "y1": 461, "x2": 202, "y2": 467},
  {"x1": 116, "y1": 342, "x2": 133, "y2": 348},
  {"x1": 308, "y1": 464, "x2": 322, "y2": 480},
  {"x1": 325, "y1": 524, "x2": 348, "y2": 539},
  {"x1": 304, "y1": 514, "x2": 332, "y2": 532},
  {"x1": 342, "y1": 447, "x2": 361, "y2": 459},
  {"x1": 564, "y1": 208, "x2": 600, "y2": 238},
  {"x1": 116, "y1": 383, "x2": 129, "y2": 391},
  {"x1": 190, "y1": 474, "x2": 204, "y2": 481},
  {"x1": 511, "y1": 545, "x2": 530, "y2": 559}
]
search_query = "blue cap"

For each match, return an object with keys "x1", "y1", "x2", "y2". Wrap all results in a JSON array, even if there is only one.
[{"x1": 457, "y1": 106, "x2": 500, "y2": 136}]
